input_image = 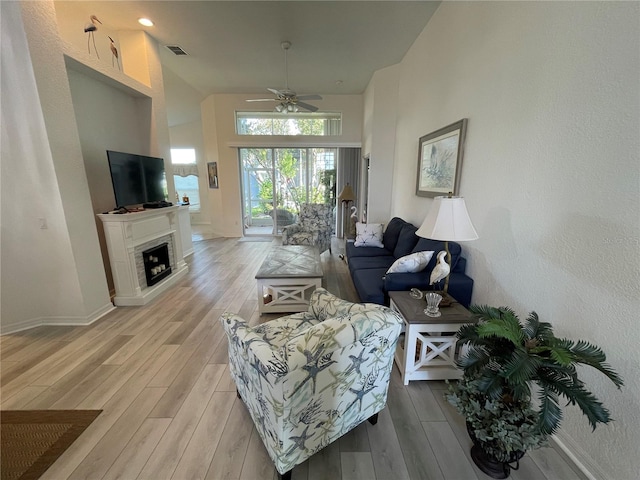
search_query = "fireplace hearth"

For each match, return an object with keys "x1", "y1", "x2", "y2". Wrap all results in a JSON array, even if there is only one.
[{"x1": 142, "y1": 243, "x2": 172, "y2": 287}]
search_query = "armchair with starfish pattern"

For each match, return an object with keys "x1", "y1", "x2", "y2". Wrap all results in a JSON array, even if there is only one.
[
  {"x1": 281, "y1": 203, "x2": 333, "y2": 254},
  {"x1": 220, "y1": 288, "x2": 403, "y2": 479}
]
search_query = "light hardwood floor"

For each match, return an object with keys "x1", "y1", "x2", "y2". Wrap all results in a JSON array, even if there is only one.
[{"x1": 1, "y1": 237, "x2": 587, "y2": 480}]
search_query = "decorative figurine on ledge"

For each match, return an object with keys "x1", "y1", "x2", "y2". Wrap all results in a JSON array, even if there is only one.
[
  {"x1": 84, "y1": 15, "x2": 102, "y2": 58},
  {"x1": 108, "y1": 36, "x2": 120, "y2": 70}
]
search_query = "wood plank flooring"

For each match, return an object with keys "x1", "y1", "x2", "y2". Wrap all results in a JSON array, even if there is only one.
[{"x1": 0, "y1": 236, "x2": 588, "y2": 480}]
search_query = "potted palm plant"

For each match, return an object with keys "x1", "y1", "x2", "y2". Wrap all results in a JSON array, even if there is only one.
[{"x1": 446, "y1": 305, "x2": 623, "y2": 479}]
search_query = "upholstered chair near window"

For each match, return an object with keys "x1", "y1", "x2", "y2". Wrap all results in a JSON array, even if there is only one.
[
  {"x1": 220, "y1": 288, "x2": 403, "y2": 480},
  {"x1": 281, "y1": 203, "x2": 333, "y2": 254}
]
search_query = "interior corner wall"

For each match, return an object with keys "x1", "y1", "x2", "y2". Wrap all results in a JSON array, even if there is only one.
[
  {"x1": 1, "y1": 1, "x2": 109, "y2": 333},
  {"x1": 387, "y1": 2, "x2": 639, "y2": 478},
  {"x1": 361, "y1": 64, "x2": 399, "y2": 224}
]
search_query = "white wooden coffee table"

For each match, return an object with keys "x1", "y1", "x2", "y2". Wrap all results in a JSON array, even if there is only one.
[
  {"x1": 256, "y1": 246, "x2": 323, "y2": 315},
  {"x1": 389, "y1": 290, "x2": 475, "y2": 385}
]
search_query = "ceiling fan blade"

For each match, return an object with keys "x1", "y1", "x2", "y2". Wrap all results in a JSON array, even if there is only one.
[
  {"x1": 246, "y1": 98, "x2": 278, "y2": 102},
  {"x1": 267, "y1": 88, "x2": 283, "y2": 96},
  {"x1": 296, "y1": 94, "x2": 322, "y2": 101},
  {"x1": 296, "y1": 101, "x2": 319, "y2": 112}
]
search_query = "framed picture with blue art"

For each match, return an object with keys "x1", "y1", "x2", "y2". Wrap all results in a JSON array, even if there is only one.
[{"x1": 416, "y1": 119, "x2": 468, "y2": 197}]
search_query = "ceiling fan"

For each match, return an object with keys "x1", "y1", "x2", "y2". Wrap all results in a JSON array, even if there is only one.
[{"x1": 246, "y1": 41, "x2": 322, "y2": 113}]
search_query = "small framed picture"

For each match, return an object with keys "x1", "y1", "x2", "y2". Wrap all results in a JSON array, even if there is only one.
[
  {"x1": 207, "y1": 162, "x2": 219, "y2": 189},
  {"x1": 416, "y1": 119, "x2": 468, "y2": 197}
]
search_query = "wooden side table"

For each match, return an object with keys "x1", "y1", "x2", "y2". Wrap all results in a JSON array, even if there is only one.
[{"x1": 389, "y1": 291, "x2": 475, "y2": 385}]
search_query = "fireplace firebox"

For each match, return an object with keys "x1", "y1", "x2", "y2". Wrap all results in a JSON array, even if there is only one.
[{"x1": 142, "y1": 243, "x2": 172, "y2": 287}]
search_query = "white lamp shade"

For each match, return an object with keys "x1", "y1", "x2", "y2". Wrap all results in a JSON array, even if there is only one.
[{"x1": 416, "y1": 196, "x2": 479, "y2": 241}]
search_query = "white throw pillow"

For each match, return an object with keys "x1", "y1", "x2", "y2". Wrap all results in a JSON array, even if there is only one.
[
  {"x1": 386, "y1": 251, "x2": 434, "y2": 274},
  {"x1": 354, "y1": 223, "x2": 384, "y2": 248}
]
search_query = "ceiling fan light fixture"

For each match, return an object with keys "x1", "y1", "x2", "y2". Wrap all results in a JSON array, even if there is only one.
[{"x1": 247, "y1": 41, "x2": 322, "y2": 112}]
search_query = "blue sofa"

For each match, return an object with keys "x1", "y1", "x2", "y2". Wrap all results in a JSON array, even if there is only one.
[{"x1": 346, "y1": 217, "x2": 474, "y2": 307}]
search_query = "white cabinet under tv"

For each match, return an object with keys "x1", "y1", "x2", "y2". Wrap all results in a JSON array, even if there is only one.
[{"x1": 98, "y1": 206, "x2": 189, "y2": 306}]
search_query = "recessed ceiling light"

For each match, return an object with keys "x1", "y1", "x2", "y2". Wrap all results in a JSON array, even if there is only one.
[{"x1": 138, "y1": 18, "x2": 154, "y2": 27}]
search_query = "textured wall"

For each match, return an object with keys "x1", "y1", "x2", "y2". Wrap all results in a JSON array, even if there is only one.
[
  {"x1": 388, "y1": 2, "x2": 639, "y2": 478},
  {"x1": 1, "y1": 1, "x2": 87, "y2": 332}
]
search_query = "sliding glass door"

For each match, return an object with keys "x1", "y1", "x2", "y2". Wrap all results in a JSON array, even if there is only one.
[{"x1": 240, "y1": 148, "x2": 337, "y2": 235}]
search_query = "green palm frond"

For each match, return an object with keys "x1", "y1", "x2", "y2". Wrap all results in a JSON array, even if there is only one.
[
  {"x1": 456, "y1": 345, "x2": 490, "y2": 374},
  {"x1": 457, "y1": 323, "x2": 483, "y2": 344},
  {"x1": 510, "y1": 382, "x2": 532, "y2": 402},
  {"x1": 547, "y1": 343, "x2": 573, "y2": 367},
  {"x1": 477, "y1": 315, "x2": 525, "y2": 346},
  {"x1": 477, "y1": 372, "x2": 506, "y2": 400},
  {"x1": 536, "y1": 386, "x2": 563, "y2": 435},
  {"x1": 469, "y1": 304, "x2": 506, "y2": 320},
  {"x1": 567, "y1": 339, "x2": 624, "y2": 388},
  {"x1": 503, "y1": 347, "x2": 541, "y2": 385},
  {"x1": 537, "y1": 370, "x2": 612, "y2": 430},
  {"x1": 522, "y1": 311, "x2": 540, "y2": 340},
  {"x1": 533, "y1": 319, "x2": 555, "y2": 343}
]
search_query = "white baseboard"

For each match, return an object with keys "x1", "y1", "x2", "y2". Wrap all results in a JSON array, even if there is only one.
[
  {"x1": 552, "y1": 431, "x2": 603, "y2": 480},
  {"x1": 0, "y1": 302, "x2": 115, "y2": 335}
]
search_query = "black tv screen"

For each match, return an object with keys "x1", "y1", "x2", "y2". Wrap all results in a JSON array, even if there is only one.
[{"x1": 107, "y1": 150, "x2": 166, "y2": 207}]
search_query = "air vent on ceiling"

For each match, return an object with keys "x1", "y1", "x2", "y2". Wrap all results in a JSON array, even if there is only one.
[{"x1": 165, "y1": 45, "x2": 188, "y2": 56}]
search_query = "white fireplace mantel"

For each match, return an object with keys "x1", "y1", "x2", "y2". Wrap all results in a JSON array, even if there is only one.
[{"x1": 98, "y1": 206, "x2": 189, "y2": 306}]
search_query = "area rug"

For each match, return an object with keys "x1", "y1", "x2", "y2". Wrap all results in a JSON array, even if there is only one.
[{"x1": 1, "y1": 410, "x2": 101, "y2": 480}]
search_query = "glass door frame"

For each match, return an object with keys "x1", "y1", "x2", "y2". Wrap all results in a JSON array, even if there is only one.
[{"x1": 239, "y1": 147, "x2": 337, "y2": 236}]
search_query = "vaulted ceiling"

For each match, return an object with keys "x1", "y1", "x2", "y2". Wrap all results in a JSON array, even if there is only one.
[{"x1": 59, "y1": 1, "x2": 440, "y2": 124}]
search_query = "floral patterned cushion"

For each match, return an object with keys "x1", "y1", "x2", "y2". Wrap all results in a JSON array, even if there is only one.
[{"x1": 220, "y1": 288, "x2": 403, "y2": 475}]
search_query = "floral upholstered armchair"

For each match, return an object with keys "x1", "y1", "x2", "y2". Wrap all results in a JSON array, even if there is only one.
[
  {"x1": 281, "y1": 203, "x2": 333, "y2": 254},
  {"x1": 220, "y1": 288, "x2": 403, "y2": 479}
]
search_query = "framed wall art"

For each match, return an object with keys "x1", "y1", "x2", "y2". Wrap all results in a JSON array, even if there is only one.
[
  {"x1": 416, "y1": 119, "x2": 468, "y2": 197},
  {"x1": 207, "y1": 161, "x2": 219, "y2": 189}
]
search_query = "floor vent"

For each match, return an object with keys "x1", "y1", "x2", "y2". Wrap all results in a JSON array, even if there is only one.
[{"x1": 165, "y1": 45, "x2": 188, "y2": 56}]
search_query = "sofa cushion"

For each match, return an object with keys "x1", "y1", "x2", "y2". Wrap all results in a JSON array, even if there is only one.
[
  {"x1": 386, "y1": 251, "x2": 434, "y2": 274},
  {"x1": 345, "y1": 240, "x2": 393, "y2": 259},
  {"x1": 351, "y1": 268, "x2": 387, "y2": 305},
  {"x1": 354, "y1": 223, "x2": 384, "y2": 248},
  {"x1": 348, "y1": 255, "x2": 396, "y2": 275},
  {"x1": 382, "y1": 217, "x2": 407, "y2": 252},
  {"x1": 393, "y1": 224, "x2": 419, "y2": 258},
  {"x1": 412, "y1": 238, "x2": 462, "y2": 271}
]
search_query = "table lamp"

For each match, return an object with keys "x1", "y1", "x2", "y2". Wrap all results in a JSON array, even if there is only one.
[{"x1": 416, "y1": 194, "x2": 478, "y2": 303}]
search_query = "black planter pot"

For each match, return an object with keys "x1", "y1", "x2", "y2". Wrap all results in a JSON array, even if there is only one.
[{"x1": 466, "y1": 423, "x2": 525, "y2": 479}]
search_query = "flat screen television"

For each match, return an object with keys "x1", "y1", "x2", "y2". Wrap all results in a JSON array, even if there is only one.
[{"x1": 107, "y1": 150, "x2": 167, "y2": 208}]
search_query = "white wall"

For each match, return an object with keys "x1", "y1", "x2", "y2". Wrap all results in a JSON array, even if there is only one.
[
  {"x1": 169, "y1": 120, "x2": 208, "y2": 226},
  {"x1": 361, "y1": 64, "x2": 400, "y2": 224},
  {"x1": 386, "y1": 2, "x2": 639, "y2": 478},
  {"x1": 1, "y1": 1, "x2": 113, "y2": 333},
  {"x1": 200, "y1": 93, "x2": 363, "y2": 237}
]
